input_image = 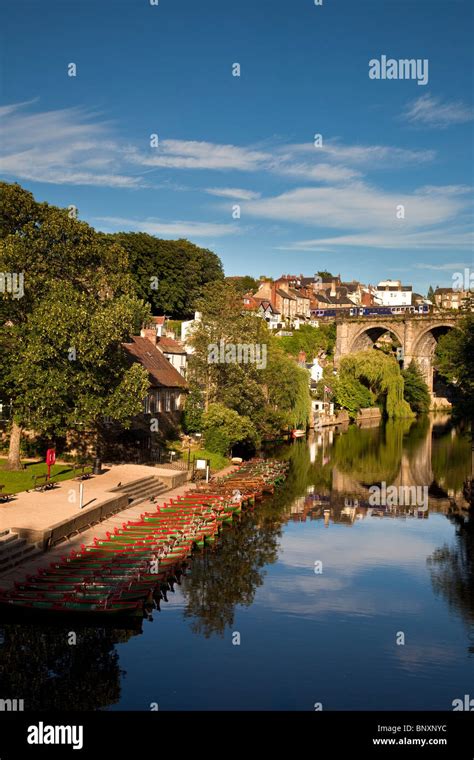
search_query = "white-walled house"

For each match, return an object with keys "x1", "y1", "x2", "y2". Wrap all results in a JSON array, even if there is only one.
[
  {"x1": 310, "y1": 358, "x2": 324, "y2": 383},
  {"x1": 181, "y1": 311, "x2": 201, "y2": 353},
  {"x1": 374, "y1": 280, "x2": 412, "y2": 307}
]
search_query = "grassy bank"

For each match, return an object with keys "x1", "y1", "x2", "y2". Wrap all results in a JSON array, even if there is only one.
[
  {"x1": 0, "y1": 459, "x2": 81, "y2": 494},
  {"x1": 191, "y1": 448, "x2": 230, "y2": 472}
]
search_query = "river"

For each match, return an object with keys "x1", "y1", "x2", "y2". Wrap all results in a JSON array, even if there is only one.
[{"x1": 0, "y1": 414, "x2": 472, "y2": 711}]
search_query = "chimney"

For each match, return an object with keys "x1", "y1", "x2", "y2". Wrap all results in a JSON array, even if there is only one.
[
  {"x1": 298, "y1": 350, "x2": 307, "y2": 364},
  {"x1": 140, "y1": 327, "x2": 157, "y2": 346},
  {"x1": 330, "y1": 279, "x2": 336, "y2": 297}
]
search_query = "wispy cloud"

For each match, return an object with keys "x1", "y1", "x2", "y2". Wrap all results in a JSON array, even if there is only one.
[
  {"x1": 127, "y1": 140, "x2": 270, "y2": 172},
  {"x1": 95, "y1": 215, "x2": 241, "y2": 238},
  {"x1": 0, "y1": 101, "x2": 142, "y2": 188},
  {"x1": 244, "y1": 183, "x2": 470, "y2": 230},
  {"x1": 414, "y1": 261, "x2": 473, "y2": 271},
  {"x1": 205, "y1": 187, "x2": 261, "y2": 200},
  {"x1": 0, "y1": 101, "x2": 438, "y2": 190},
  {"x1": 277, "y1": 227, "x2": 473, "y2": 252},
  {"x1": 281, "y1": 141, "x2": 435, "y2": 167},
  {"x1": 403, "y1": 94, "x2": 474, "y2": 128}
]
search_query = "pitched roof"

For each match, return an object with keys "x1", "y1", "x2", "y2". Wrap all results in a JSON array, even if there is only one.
[
  {"x1": 276, "y1": 288, "x2": 297, "y2": 300},
  {"x1": 150, "y1": 316, "x2": 166, "y2": 325},
  {"x1": 157, "y1": 336, "x2": 186, "y2": 355},
  {"x1": 122, "y1": 336, "x2": 187, "y2": 389},
  {"x1": 259, "y1": 301, "x2": 281, "y2": 314},
  {"x1": 288, "y1": 288, "x2": 310, "y2": 300}
]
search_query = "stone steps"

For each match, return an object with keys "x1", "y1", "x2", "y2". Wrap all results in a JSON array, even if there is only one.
[
  {"x1": 0, "y1": 530, "x2": 42, "y2": 573},
  {"x1": 111, "y1": 476, "x2": 168, "y2": 508}
]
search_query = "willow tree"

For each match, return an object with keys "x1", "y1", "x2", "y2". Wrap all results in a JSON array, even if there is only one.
[{"x1": 338, "y1": 350, "x2": 414, "y2": 418}]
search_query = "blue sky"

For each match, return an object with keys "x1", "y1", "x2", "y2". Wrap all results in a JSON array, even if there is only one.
[{"x1": 1, "y1": 0, "x2": 473, "y2": 294}]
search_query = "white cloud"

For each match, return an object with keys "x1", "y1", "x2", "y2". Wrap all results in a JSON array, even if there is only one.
[
  {"x1": 414, "y1": 261, "x2": 474, "y2": 271},
  {"x1": 278, "y1": 228, "x2": 474, "y2": 252},
  {"x1": 404, "y1": 94, "x2": 474, "y2": 128},
  {"x1": 280, "y1": 141, "x2": 435, "y2": 167},
  {"x1": 0, "y1": 101, "x2": 141, "y2": 188},
  {"x1": 205, "y1": 187, "x2": 261, "y2": 200},
  {"x1": 95, "y1": 215, "x2": 240, "y2": 238},
  {"x1": 244, "y1": 183, "x2": 470, "y2": 231},
  {"x1": 128, "y1": 140, "x2": 270, "y2": 171},
  {"x1": 272, "y1": 161, "x2": 361, "y2": 182}
]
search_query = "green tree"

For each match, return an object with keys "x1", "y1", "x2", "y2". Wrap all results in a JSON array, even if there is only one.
[
  {"x1": 0, "y1": 182, "x2": 150, "y2": 469},
  {"x1": 2, "y1": 283, "x2": 150, "y2": 466},
  {"x1": 402, "y1": 360, "x2": 431, "y2": 414},
  {"x1": 332, "y1": 374, "x2": 374, "y2": 418},
  {"x1": 334, "y1": 350, "x2": 414, "y2": 418},
  {"x1": 202, "y1": 403, "x2": 259, "y2": 455},
  {"x1": 183, "y1": 385, "x2": 204, "y2": 433},
  {"x1": 109, "y1": 232, "x2": 224, "y2": 318},
  {"x1": 427, "y1": 285, "x2": 435, "y2": 301},
  {"x1": 187, "y1": 281, "x2": 311, "y2": 436},
  {"x1": 435, "y1": 316, "x2": 474, "y2": 418},
  {"x1": 278, "y1": 323, "x2": 336, "y2": 360},
  {"x1": 225, "y1": 275, "x2": 259, "y2": 295}
]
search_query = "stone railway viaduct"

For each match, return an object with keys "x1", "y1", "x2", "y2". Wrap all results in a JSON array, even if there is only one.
[{"x1": 334, "y1": 313, "x2": 460, "y2": 393}]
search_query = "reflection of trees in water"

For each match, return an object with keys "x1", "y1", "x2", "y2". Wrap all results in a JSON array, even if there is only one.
[
  {"x1": 181, "y1": 441, "x2": 335, "y2": 639},
  {"x1": 332, "y1": 419, "x2": 413, "y2": 484},
  {"x1": 332, "y1": 416, "x2": 470, "y2": 493},
  {"x1": 431, "y1": 429, "x2": 471, "y2": 493},
  {"x1": 427, "y1": 513, "x2": 474, "y2": 643},
  {"x1": 181, "y1": 508, "x2": 281, "y2": 638},
  {"x1": 273, "y1": 439, "x2": 332, "y2": 496},
  {"x1": 0, "y1": 624, "x2": 138, "y2": 710}
]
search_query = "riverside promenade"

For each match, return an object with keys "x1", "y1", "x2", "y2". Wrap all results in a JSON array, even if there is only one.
[
  {"x1": 0, "y1": 464, "x2": 190, "y2": 588},
  {"x1": 0, "y1": 462, "x2": 238, "y2": 592}
]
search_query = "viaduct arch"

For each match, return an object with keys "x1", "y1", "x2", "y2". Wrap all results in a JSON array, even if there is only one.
[{"x1": 335, "y1": 315, "x2": 460, "y2": 393}]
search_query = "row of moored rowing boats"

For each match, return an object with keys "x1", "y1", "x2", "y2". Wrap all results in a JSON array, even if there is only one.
[{"x1": 0, "y1": 458, "x2": 289, "y2": 620}]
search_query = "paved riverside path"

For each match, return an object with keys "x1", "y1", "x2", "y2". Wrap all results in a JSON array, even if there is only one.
[
  {"x1": 0, "y1": 464, "x2": 177, "y2": 535},
  {"x1": 0, "y1": 471, "x2": 198, "y2": 591}
]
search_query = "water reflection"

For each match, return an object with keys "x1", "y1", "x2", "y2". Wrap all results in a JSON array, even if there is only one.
[
  {"x1": 428, "y1": 511, "x2": 474, "y2": 638},
  {"x1": 0, "y1": 624, "x2": 139, "y2": 710},
  {"x1": 0, "y1": 415, "x2": 472, "y2": 710}
]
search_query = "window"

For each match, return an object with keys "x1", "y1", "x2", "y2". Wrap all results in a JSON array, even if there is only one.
[
  {"x1": 156, "y1": 392, "x2": 162, "y2": 413},
  {"x1": 165, "y1": 391, "x2": 171, "y2": 412}
]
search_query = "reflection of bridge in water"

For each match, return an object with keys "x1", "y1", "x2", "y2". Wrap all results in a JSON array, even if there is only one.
[{"x1": 298, "y1": 415, "x2": 470, "y2": 524}]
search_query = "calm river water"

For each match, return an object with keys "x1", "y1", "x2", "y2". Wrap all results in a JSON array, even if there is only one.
[{"x1": 0, "y1": 414, "x2": 473, "y2": 711}]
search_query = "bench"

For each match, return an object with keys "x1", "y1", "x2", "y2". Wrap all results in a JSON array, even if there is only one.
[
  {"x1": 73, "y1": 464, "x2": 93, "y2": 481},
  {"x1": 33, "y1": 474, "x2": 57, "y2": 492},
  {"x1": 0, "y1": 485, "x2": 14, "y2": 503}
]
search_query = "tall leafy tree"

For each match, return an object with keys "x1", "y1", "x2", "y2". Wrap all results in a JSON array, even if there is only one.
[
  {"x1": 109, "y1": 232, "x2": 224, "y2": 318},
  {"x1": 402, "y1": 360, "x2": 431, "y2": 414},
  {"x1": 225, "y1": 275, "x2": 259, "y2": 295},
  {"x1": 0, "y1": 182, "x2": 149, "y2": 469},
  {"x1": 186, "y1": 281, "x2": 311, "y2": 450},
  {"x1": 435, "y1": 316, "x2": 474, "y2": 418}
]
